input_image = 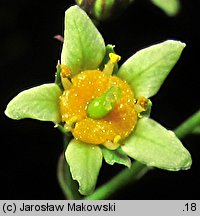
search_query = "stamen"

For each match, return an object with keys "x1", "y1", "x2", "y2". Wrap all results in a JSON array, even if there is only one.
[
  {"x1": 109, "y1": 53, "x2": 121, "y2": 64},
  {"x1": 61, "y1": 77, "x2": 72, "y2": 90},
  {"x1": 60, "y1": 65, "x2": 72, "y2": 90},
  {"x1": 60, "y1": 64, "x2": 71, "y2": 77},
  {"x1": 114, "y1": 135, "x2": 121, "y2": 144},
  {"x1": 64, "y1": 116, "x2": 78, "y2": 131},
  {"x1": 134, "y1": 96, "x2": 148, "y2": 113},
  {"x1": 103, "y1": 140, "x2": 120, "y2": 150},
  {"x1": 103, "y1": 53, "x2": 121, "y2": 75}
]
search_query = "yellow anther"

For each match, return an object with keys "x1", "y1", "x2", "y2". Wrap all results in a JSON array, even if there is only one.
[
  {"x1": 64, "y1": 116, "x2": 78, "y2": 131},
  {"x1": 137, "y1": 112, "x2": 143, "y2": 119},
  {"x1": 103, "y1": 53, "x2": 121, "y2": 76},
  {"x1": 103, "y1": 140, "x2": 120, "y2": 150},
  {"x1": 59, "y1": 64, "x2": 72, "y2": 90},
  {"x1": 109, "y1": 53, "x2": 121, "y2": 64},
  {"x1": 134, "y1": 96, "x2": 148, "y2": 113},
  {"x1": 137, "y1": 96, "x2": 148, "y2": 110},
  {"x1": 60, "y1": 64, "x2": 71, "y2": 78},
  {"x1": 61, "y1": 77, "x2": 72, "y2": 90},
  {"x1": 114, "y1": 135, "x2": 121, "y2": 144}
]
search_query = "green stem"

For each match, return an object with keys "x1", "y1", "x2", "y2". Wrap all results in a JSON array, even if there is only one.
[
  {"x1": 174, "y1": 109, "x2": 200, "y2": 139},
  {"x1": 84, "y1": 161, "x2": 150, "y2": 200},
  {"x1": 57, "y1": 134, "x2": 82, "y2": 200},
  {"x1": 57, "y1": 154, "x2": 72, "y2": 199},
  {"x1": 57, "y1": 154, "x2": 82, "y2": 200},
  {"x1": 84, "y1": 109, "x2": 200, "y2": 200}
]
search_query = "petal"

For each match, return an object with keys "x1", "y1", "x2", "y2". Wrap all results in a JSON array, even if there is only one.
[
  {"x1": 5, "y1": 83, "x2": 62, "y2": 123},
  {"x1": 118, "y1": 40, "x2": 186, "y2": 98},
  {"x1": 151, "y1": 0, "x2": 181, "y2": 16},
  {"x1": 65, "y1": 139, "x2": 103, "y2": 195},
  {"x1": 61, "y1": 6, "x2": 106, "y2": 76},
  {"x1": 122, "y1": 117, "x2": 192, "y2": 171}
]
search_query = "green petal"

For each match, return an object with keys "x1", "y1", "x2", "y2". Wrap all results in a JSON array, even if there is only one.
[
  {"x1": 5, "y1": 83, "x2": 62, "y2": 123},
  {"x1": 151, "y1": 0, "x2": 181, "y2": 16},
  {"x1": 61, "y1": 6, "x2": 105, "y2": 76},
  {"x1": 101, "y1": 146, "x2": 131, "y2": 168},
  {"x1": 65, "y1": 139, "x2": 103, "y2": 195},
  {"x1": 122, "y1": 118, "x2": 192, "y2": 171},
  {"x1": 118, "y1": 40, "x2": 186, "y2": 98}
]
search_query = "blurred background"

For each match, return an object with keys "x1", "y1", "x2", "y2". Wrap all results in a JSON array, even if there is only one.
[{"x1": 1, "y1": 0, "x2": 199, "y2": 199}]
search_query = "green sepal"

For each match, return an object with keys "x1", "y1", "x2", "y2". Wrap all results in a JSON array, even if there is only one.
[
  {"x1": 5, "y1": 83, "x2": 62, "y2": 123},
  {"x1": 101, "y1": 146, "x2": 131, "y2": 168},
  {"x1": 122, "y1": 117, "x2": 192, "y2": 171},
  {"x1": 151, "y1": 0, "x2": 181, "y2": 16},
  {"x1": 99, "y1": 44, "x2": 118, "y2": 74},
  {"x1": 61, "y1": 6, "x2": 105, "y2": 77},
  {"x1": 118, "y1": 40, "x2": 186, "y2": 99},
  {"x1": 65, "y1": 139, "x2": 103, "y2": 195},
  {"x1": 55, "y1": 63, "x2": 64, "y2": 91}
]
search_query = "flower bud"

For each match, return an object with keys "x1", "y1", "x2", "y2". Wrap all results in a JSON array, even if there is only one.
[{"x1": 75, "y1": 0, "x2": 134, "y2": 21}]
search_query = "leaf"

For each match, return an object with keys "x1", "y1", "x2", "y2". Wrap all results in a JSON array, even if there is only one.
[
  {"x1": 118, "y1": 40, "x2": 186, "y2": 98},
  {"x1": 151, "y1": 0, "x2": 181, "y2": 17},
  {"x1": 101, "y1": 146, "x2": 131, "y2": 168},
  {"x1": 65, "y1": 139, "x2": 103, "y2": 195},
  {"x1": 61, "y1": 6, "x2": 106, "y2": 76},
  {"x1": 5, "y1": 83, "x2": 62, "y2": 123},
  {"x1": 122, "y1": 118, "x2": 192, "y2": 171}
]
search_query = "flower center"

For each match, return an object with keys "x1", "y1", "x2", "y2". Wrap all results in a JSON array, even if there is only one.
[{"x1": 60, "y1": 69, "x2": 141, "y2": 149}]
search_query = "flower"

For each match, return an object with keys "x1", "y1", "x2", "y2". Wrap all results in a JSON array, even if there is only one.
[
  {"x1": 5, "y1": 6, "x2": 192, "y2": 195},
  {"x1": 59, "y1": 54, "x2": 147, "y2": 150}
]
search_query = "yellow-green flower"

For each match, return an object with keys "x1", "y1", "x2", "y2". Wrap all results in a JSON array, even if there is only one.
[{"x1": 5, "y1": 6, "x2": 191, "y2": 196}]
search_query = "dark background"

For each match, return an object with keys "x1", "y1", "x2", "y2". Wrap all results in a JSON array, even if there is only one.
[{"x1": 1, "y1": 0, "x2": 199, "y2": 199}]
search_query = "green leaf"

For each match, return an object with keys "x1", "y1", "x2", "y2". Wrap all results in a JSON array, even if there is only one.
[
  {"x1": 5, "y1": 83, "x2": 62, "y2": 123},
  {"x1": 122, "y1": 118, "x2": 192, "y2": 171},
  {"x1": 101, "y1": 146, "x2": 131, "y2": 168},
  {"x1": 151, "y1": 0, "x2": 181, "y2": 17},
  {"x1": 61, "y1": 6, "x2": 105, "y2": 76},
  {"x1": 118, "y1": 40, "x2": 186, "y2": 98},
  {"x1": 65, "y1": 139, "x2": 103, "y2": 195}
]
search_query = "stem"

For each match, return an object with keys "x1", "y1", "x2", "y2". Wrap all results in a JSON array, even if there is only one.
[
  {"x1": 84, "y1": 109, "x2": 200, "y2": 200},
  {"x1": 57, "y1": 154, "x2": 72, "y2": 199},
  {"x1": 57, "y1": 134, "x2": 82, "y2": 200},
  {"x1": 174, "y1": 109, "x2": 200, "y2": 139},
  {"x1": 84, "y1": 161, "x2": 150, "y2": 200},
  {"x1": 57, "y1": 154, "x2": 82, "y2": 200}
]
